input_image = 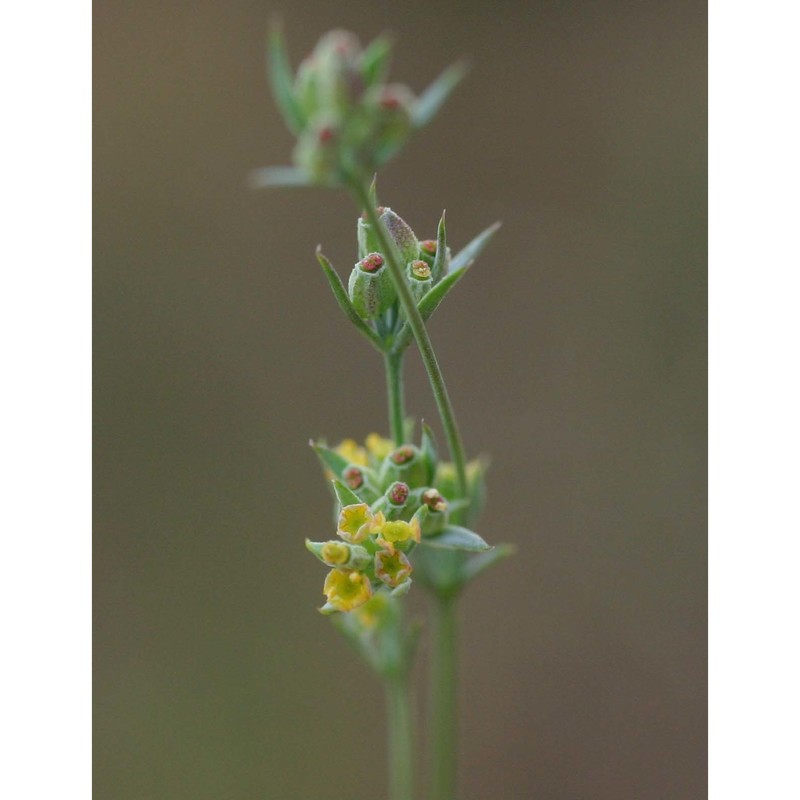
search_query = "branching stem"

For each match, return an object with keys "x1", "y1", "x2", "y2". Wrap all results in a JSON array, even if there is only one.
[{"x1": 348, "y1": 178, "x2": 468, "y2": 499}]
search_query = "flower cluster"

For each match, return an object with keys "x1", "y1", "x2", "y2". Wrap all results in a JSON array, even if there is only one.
[
  {"x1": 348, "y1": 204, "x2": 451, "y2": 328},
  {"x1": 307, "y1": 431, "x2": 455, "y2": 613},
  {"x1": 264, "y1": 27, "x2": 466, "y2": 185}
]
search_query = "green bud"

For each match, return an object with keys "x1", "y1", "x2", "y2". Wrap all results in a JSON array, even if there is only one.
[
  {"x1": 380, "y1": 208, "x2": 419, "y2": 264},
  {"x1": 379, "y1": 444, "x2": 428, "y2": 489},
  {"x1": 292, "y1": 118, "x2": 340, "y2": 183},
  {"x1": 371, "y1": 480, "x2": 411, "y2": 520},
  {"x1": 305, "y1": 539, "x2": 372, "y2": 570},
  {"x1": 348, "y1": 252, "x2": 397, "y2": 318},
  {"x1": 407, "y1": 260, "x2": 432, "y2": 303},
  {"x1": 311, "y1": 30, "x2": 364, "y2": 117},
  {"x1": 420, "y1": 488, "x2": 448, "y2": 535}
]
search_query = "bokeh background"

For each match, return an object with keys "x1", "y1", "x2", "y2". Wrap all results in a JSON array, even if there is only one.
[{"x1": 94, "y1": 1, "x2": 706, "y2": 797}]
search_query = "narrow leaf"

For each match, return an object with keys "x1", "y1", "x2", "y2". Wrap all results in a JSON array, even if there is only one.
[
  {"x1": 248, "y1": 165, "x2": 312, "y2": 189},
  {"x1": 310, "y1": 440, "x2": 349, "y2": 478},
  {"x1": 360, "y1": 35, "x2": 393, "y2": 87},
  {"x1": 431, "y1": 211, "x2": 448, "y2": 281},
  {"x1": 413, "y1": 61, "x2": 469, "y2": 128},
  {"x1": 332, "y1": 479, "x2": 363, "y2": 508},
  {"x1": 459, "y1": 544, "x2": 515, "y2": 584},
  {"x1": 423, "y1": 524, "x2": 491, "y2": 552},
  {"x1": 267, "y1": 23, "x2": 305, "y2": 134},
  {"x1": 420, "y1": 422, "x2": 438, "y2": 484},
  {"x1": 448, "y1": 221, "x2": 502, "y2": 274},
  {"x1": 316, "y1": 248, "x2": 384, "y2": 352}
]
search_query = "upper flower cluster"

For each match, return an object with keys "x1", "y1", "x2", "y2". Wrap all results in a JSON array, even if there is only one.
[{"x1": 264, "y1": 27, "x2": 466, "y2": 185}]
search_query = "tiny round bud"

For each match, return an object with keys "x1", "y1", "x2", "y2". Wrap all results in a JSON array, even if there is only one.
[
  {"x1": 344, "y1": 466, "x2": 364, "y2": 490},
  {"x1": 410, "y1": 260, "x2": 431, "y2": 280},
  {"x1": 391, "y1": 445, "x2": 415, "y2": 465},
  {"x1": 318, "y1": 126, "x2": 336, "y2": 144},
  {"x1": 321, "y1": 541, "x2": 350, "y2": 565},
  {"x1": 358, "y1": 252, "x2": 384, "y2": 273},
  {"x1": 422, "y1": 488, "x2": 448, "y2": 513},
  {"x1": 420, "y1": 240, "x2": 437, "y2": 256},
  {"x1": 387, "y1": 482, "x2": 409, "y2": 506}
]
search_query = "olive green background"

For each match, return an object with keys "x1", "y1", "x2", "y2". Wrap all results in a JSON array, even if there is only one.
[{"x1": 94, "y1": 1, "x2": 706, "y2": 797}]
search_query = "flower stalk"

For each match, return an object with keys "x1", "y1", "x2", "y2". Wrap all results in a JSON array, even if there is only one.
[
  {"x1": 349, "y1": 177, "x2": 469, "y2": 501},
  {"x1": 257, "y1": 26, "x2": 515, "y2": 800}
]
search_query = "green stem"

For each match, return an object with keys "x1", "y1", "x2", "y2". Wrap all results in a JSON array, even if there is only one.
[
  {"x1": 348, "y1": 178, "x2": 469, "y2": 500},
  {"x1": 430, "y1": 593, "x2": 458, "y2": 800},
  {"x1": 385, "y1": 350, "x2": 406, "y2": 445},
  {"x1": 387, "y1": 674, "x2": 414, "y2": 800}
]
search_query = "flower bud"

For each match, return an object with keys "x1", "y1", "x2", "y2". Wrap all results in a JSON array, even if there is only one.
[
  {"x1": 407, "y1": 259, "x2": 432, "y2": 303},
  {"x1": 379, "y1": 208, "x2": 419, "y2": 265},
  {"x1": 418, "y1": 239, "x2": 438, "y2": 270},
  {"x1": 379, "y1": 444, "x2": 429, "y2": 488},
  {"x1": 377, "y1": 517, "x2": 421, "y2": 551},
  {"x1": 420, "y1": 488, "x2": 449, "y2": 535},
  {"x1": 348, "y1": 252, "x2": 397, "y2": 318},
  {"x1": 311, "y1": 30, "x2": 364, "y2": 116},
  {"x1": 292, "y1": 118, "x2": 340, "y2": 183},
  {"x1": 306, "y1": 539, "x2": 372, "y2": 570}
]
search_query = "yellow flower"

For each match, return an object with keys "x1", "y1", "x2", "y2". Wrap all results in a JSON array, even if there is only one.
[
  {"x1": 375, "y1": 548, "x2": 412, "y2": 588},
  {"x1": 335, "y1": 438, "x2": 368, "y2": 467},
  {"x1": 323, "y1": 568, "x2": 373, "y2": 612},
  {"x1": 337, "y1": 503, "x2": 385, "y2": 543},
  {"x1": 365, "y1": 433, "x2": 394, "y2": 461},
  {"x1": 377, "y1": 517, "x2": 421, "y2": 550}
]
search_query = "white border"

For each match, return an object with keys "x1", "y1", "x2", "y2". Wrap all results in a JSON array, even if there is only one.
[
  {"x1": 1, "y1": 1, "x2": 92, "y2": 797},
  {"x1": 709, "y1": 1, "x2": 800, "y2": 797}
]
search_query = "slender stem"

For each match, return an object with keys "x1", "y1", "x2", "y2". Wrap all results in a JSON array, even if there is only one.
[
  {"x1": 348, "y1": 178, "x2": 469, "y2": 500},
  {"x1": 385, "y1": 350, "x2": 406, "y2": 444},
  {"x1": 387, "y1": 674, "x2": 414, "y2": 800},
  {"x1": 430, "y1": 593, "x2": 458, "y2": 800}
]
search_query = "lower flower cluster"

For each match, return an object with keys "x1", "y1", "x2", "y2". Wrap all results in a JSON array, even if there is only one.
[{"x1": 306, "y1": 429, "x2": 457, "y2": 613}]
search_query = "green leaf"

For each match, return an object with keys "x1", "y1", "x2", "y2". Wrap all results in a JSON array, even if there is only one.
[
  {"x1": 423, "y1": 524, "x2": 491, "y2": 552},
  {"x1": 248, "y1": 166, "x2": 313, "y2": 188},
  {"x1": 413, "y1": 61, "x2": 469, "y2": 128},
  {"x1": 402, "y1": 417, "x2": 416, "y2": 444},
  {"x1": 431, "y1": 211, "x2": 448, "y2": 281},
  {"x1": 360, "y1": 35, "x2": 393, "y2": 87},
  {"x1": 267, "y1": 23, "x2": 305, "y2": 134},
  {"x1": 310, "y1": 440, "x2": 349, "y2": 478},
  {"x1": 458, "y1": 544, "x2": 515, "y2": 583},
  {"x1": 420, "y1": 422, "x2": 438, "y2": 484},
  {"x1": 316, "y1": 248, "x2": 384, "y2": 352},
  {"x1": 448, "y1": 220, "x2": 502, "y2": 274},
  {"x1": 332, "y1": 479, "x2": 363, "y2": 508}
]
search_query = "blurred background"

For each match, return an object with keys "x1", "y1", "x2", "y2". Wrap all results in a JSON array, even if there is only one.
[{"x1": 94, "y1": 1, "x2": 706, "y2": 797}]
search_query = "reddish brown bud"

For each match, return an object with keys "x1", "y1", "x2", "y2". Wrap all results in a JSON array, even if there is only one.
[
  {"x1": 390, "y1": 445, "x2": 415, "y2": 465},
  {"x1": 358, "y1": 252, "x2": 384, "y2": 273},
  {"x1": 387, "y1": 482, "x2": 409, "y2": 506},
  {"x1": 422, "y1": 488, "x2": 448, "y2": 513},
  {"x1": 318, "y1": 126, "x2": 336, "y2": 144},
  {"x1": 344, "y1": 466, "x2": 364, "y2": 490},
  {"x1": 420, "y1": 240, "x2": 437, "y2": 255}
]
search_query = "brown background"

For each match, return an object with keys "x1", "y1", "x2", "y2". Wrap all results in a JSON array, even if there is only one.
[{"x1": 94, "y1": 1, "x2": 707, "y2": 797}]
